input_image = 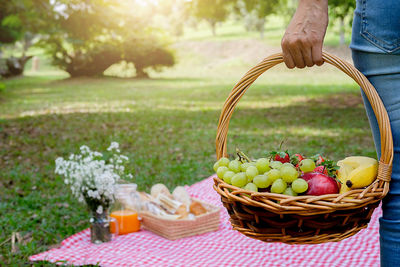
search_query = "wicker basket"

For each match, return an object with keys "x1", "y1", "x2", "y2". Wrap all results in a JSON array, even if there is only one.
[
  {"x1": 213, "y1": 52, "x2": 394, "y2": 244},
  {"x1": 140, "y1": 198, "x2": 220, "y2": 240}
]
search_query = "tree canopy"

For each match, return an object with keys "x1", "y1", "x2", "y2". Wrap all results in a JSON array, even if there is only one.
[
  {"x1": 329, "y1": 0, "x2": 355, "y2": 44},
  {"x1": 190, "y1": 0, "x2": 235, "y2": 36},
  {"x1": 35, "y1": 0, "x2": 175, "y2": 77},
  {"x1": 0, "y1": 0, "x2": 359, "y2": 78},
  {"x1": 0, "y1": 0, "x2": 49, "y2": 77},
  {"x1": 235, "y1": 0, "x2": 283, "y2": 38},
  {"x1": 0, "y1": 2, "x2": 22, "y2": 44}
]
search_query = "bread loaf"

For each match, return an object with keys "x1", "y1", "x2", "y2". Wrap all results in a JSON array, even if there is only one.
[
  {"x1": 151, "y1": 184, "x2": 172, "y2": 198},
  {"x1": 189, "y1": 201, "x2": 207, "y2": 216},
  {"x1": 172, "y1": 186, "x2": 191, "y2": 206}
]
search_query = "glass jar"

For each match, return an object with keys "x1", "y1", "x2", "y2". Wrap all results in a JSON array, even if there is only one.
[
  {"x1": 110, "y1": 184, "x2": 141, "y2": 235},
  {"x1": 89, "y1": 208, "x2": 118, "y2": 244}
]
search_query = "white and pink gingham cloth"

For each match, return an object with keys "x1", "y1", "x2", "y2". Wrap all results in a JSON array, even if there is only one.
[{"x1": 30, "y1": 176, "x2": 381, "y2": 266}]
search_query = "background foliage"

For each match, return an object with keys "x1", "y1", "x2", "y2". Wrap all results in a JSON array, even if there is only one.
[{"x1": 0, "y1": 0, "x2": 355, "y2": 79}]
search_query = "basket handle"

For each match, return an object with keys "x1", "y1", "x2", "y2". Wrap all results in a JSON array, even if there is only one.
[{"x1": 216, "y1": 52, "x2": 393, "y2": 183}]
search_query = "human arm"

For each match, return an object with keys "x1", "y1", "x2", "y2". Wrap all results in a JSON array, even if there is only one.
[{"x1": 281, "y1": 0, "x2": 329, "y2": 69}]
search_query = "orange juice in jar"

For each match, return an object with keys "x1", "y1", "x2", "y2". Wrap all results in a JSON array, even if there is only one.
[
  {"x1": 110, "y1": 184, "x2": 141, "y2": 235},
  {"x1": 110, "y1": 210, "x2": 140, "y2": 234}
]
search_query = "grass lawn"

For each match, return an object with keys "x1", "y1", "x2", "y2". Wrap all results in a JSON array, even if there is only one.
[{"x1": 0, "y1": 20, "x2": 371, "y2": 265}]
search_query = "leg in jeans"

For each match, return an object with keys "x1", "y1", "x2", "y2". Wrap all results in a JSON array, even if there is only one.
[{"x1": 352, "y1": 50, "x2": 400, "y2": 267}]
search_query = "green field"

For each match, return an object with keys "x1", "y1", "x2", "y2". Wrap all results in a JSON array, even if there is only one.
[{"x1": 0, "y1": 20, "x2": 372, "y2": 265}]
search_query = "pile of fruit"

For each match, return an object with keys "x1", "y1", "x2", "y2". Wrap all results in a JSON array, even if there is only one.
[{"x1": 213, "y1": 150, "x2": 378, "y2": 196}]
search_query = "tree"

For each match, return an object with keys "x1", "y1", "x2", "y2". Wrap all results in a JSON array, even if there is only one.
[
  {"x1": 0, "y1": 1, "x2": 27, "y2": 77},
  {"x1": 153, "y1": 0, "x2": 190, "y2": 38},
  {"x1": 0, "y1": 3, "x2": 22, "y2": 44},
  {"x1": 234, "y1": 1, "x2": 265, "y2": 34},
  {"x1": 38, "y1": 0, "x2": 122, "y2": 76},
  {"x1": 0, "y1": 0, "x2": 48, "y2": 78},
  {"x1": 39, "y1": 0, "x2": 175, "y2": 78},
  {"x1": 190, "y1": 0, "x2": 234, "y2": 36},
  {"x1": 329, "y1": 0, "x2": 355, "y2": 45},
  {"x1": 235, "y1": 0, "x2": 284, "y2": 39},
  {"x1": 279, "y1": 0, "x2": 298, "y2": 27},
  {"x1": 0, "y1": 4, "x2": 22, "y2": 77},
  {"x1": 123, "y1": 36, "x2": 175, "y2": 78}
]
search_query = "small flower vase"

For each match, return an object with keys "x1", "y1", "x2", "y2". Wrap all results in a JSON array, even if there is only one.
[{"x1": 89, "y1": 209, "x2": 111, "y2": 244}]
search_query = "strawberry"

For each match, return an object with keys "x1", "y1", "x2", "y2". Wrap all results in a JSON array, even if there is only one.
[
  {"x1": 271, "y1": 151, "x2": 290, "y2": 163},
  {"x1": 312, "y1": 157, "x2": 339, "y2": 179},
  {"x1": 316, "y1": 155, "x2": 325, "y2": 166},
  {"x1": 314, "y1": 165, "x2": 328, "y2": 175},
  {"x1": 295, "y1": 153, "x2": 304, "y2": 162},
  {"x1": 290, "y1": 153, "x2": 304, "y2": 166},
  {"x1": 311, "y1": 154, "x2": 325, "y2": 166}
]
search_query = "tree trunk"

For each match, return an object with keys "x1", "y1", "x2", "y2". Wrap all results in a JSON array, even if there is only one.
[
  {"x1": 135, "y1": 66, "x2": 149, "y2": 79},
  {"x1": 210, "y1": 21, "x2": 216, "y2": 36},
  {"x1": 0, "y1": 35, "x2": 34, "y2": 78},
  {"x1": 0, "y1": 55, "x2": 33, "y2": 78},
  {"x1": 259, "y1": 18, "x2": 265, "y2": 39},
  {"x1": 339, "y1": 17, "x2": 345, "y2": 45},
  {"x1": 65, "y1": 50, "x2": 121, "y2": 77}
]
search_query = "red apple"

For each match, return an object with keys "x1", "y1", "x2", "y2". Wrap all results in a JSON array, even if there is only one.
[
  {"x1": 301, "y1": 172, "x2": 339, "y2": 195},
  {"x1": 301, "y1": 172, "x2": 318, "y2": 181}
]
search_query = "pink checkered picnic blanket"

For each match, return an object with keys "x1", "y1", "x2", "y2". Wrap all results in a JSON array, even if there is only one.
[{"x1": 30, "y1": 176, "x2": 381, "y2": 266}]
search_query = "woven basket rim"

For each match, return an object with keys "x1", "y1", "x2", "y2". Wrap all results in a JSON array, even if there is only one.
[
  {"x1": 214, "y1": 51, "x2": 394, "y2": 214},
  {"x1": 214, "y1": 177, "x2": 381, "y2": 214}
]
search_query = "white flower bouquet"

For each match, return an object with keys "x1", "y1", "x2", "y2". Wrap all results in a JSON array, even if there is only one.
[{"x1": 55, "y1": 142, "x2": 133, "y2": 243}]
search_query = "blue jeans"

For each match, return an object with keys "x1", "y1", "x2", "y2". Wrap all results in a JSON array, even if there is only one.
[{"x1": 351, "y1": 1, "x2": 400, "y2": 266}]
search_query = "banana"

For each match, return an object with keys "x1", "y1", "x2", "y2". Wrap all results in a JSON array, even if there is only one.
[
  {"x1": 346, "y1": 164, "x2": 378, "y2": 188},
  {"x1": 340, "y1": 156, "x2": 377, "y2": 166},
  {"x1": 338, "y1": 156, "x2": 378, "y2": 189},
  {"x1": 337, "y1": 161, "x2": 352, "y2": 194}
]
